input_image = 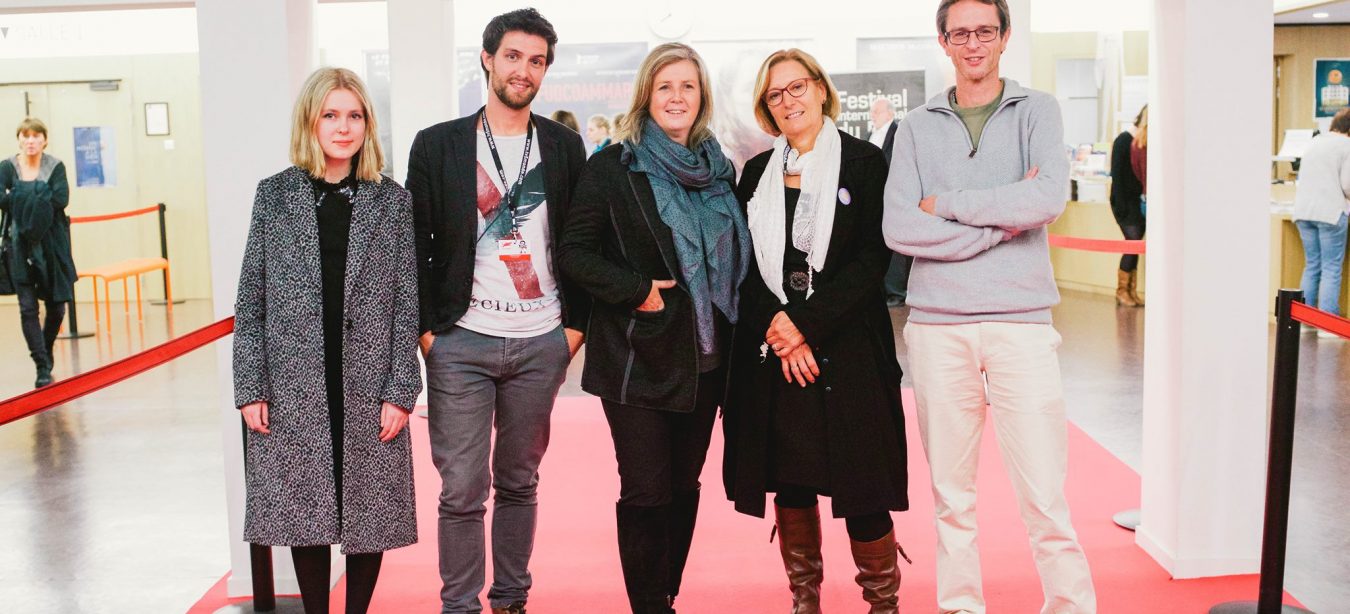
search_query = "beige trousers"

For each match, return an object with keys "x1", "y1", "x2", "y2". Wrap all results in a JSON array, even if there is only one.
[{"x1": 903, "y1": 322, "x2": 1097, "y2": 614}]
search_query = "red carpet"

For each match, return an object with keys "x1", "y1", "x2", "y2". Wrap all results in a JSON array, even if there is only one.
[{"x1": 191, "y1": 391, "x2": 1300, "y2": 613}]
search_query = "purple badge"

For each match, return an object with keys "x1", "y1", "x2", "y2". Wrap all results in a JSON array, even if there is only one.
[{"x1": 838, "y1": 187, "x2": 852, "y2": 205}]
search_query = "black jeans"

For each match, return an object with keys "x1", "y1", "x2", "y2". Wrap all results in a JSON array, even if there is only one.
[
  {"x1": 15, "y1": 283, "x2": 65, "y2": 367},
  {"x1": 1118, "y1": 223, "x2": 1146, "y2": 272},
  {"x1": 883, "y1": 253, "x2": 913, "y2": 300},
  {"x1": 602, "y1": 368, "x2": 722, "y2": 507}
]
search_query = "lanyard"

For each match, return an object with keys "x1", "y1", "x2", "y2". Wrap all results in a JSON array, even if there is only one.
[{"x1": 480, "y1": 107, "x2": 534, "y2": 231}]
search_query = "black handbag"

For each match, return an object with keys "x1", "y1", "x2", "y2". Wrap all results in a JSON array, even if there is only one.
[{"x1": 0, "y1": 211, "x2": 14, "y2": 295}]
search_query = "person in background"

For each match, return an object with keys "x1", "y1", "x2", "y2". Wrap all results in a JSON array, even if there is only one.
[
  {"x1": 882, "y1": 0, "x2": 1097, "y2": 611},
  {"x1": 559, "y1": 43, "x2": 747, "y2": 614},
  {"x1": 724, "y1": 48, "x2": 909, "y2": 614},
  {"x1": 406, "y1": 8, "x2": 589, "y2": 614},
  {"x1": 0, "y1": 117, "x2": 73, "y2": 388},
  {"x1": 233, "y1": 67, "x2": 421, "y2": 614},
  {"x1": 1108, "y1": 105, "x2": 1146, "y2": 307},
  {"x1": 587, "y1": 114, "x2": 613, "y2": 155},
  {"x1": 551, "y1": 109, "x2": 580, "y2": 133},
  {"x1": 1293, "y1": 107, "x2": 1350, "y2": 337},
  {"x1": 869, "y1": 98, "x2": 910, "y2": 308}
]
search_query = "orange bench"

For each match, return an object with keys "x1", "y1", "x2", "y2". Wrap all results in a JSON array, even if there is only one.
[{"x1": 77, "y1": 257, "x2": 173, "y2": 324}]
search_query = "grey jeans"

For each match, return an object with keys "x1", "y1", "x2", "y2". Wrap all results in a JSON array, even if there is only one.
[{"x1": 426, "y1": 324, "x2": 570, "y2": 613}]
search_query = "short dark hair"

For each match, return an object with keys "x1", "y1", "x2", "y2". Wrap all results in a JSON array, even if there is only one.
[
  {"x1": 481, "y1": 8, "x2": 558, "y2": 79},
  {"x1": 936, "y1": 0, "x2": 1010, "y2": 36},
  {"x1": 1332, "y1": 108, "x2": 1350, "y2": 135}
]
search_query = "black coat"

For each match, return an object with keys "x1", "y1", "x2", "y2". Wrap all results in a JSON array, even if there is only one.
[
  {"x1": 406, "y1": 112, "x2": 591, "y2": 335},
  {"x1": 557, "y1": 143, "x2": 732, "y2": 413},
  {"x1": 0, "y1": 155, "x2": 75, "y2": 302},
  {"x1": 1108, "y1": 131, "x2": 1144, "y2": 227},
  {"x1": 722, "y1": 132, "x2": 908, "y2": 519}
]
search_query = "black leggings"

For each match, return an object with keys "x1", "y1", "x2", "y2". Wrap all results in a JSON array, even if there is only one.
[
  {"x1": 291, "y1": 546, "x2": 384, "y2": 614},
  {"x1": 774, "y1": 486, "x2": 893, "y2": 543},
  {"x1": 1118, "y1": 222, "x2": 1146, "y2": 272}
]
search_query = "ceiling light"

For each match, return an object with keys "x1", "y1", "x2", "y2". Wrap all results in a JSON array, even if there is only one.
[{"x1": 1313, "y1": 12, "x2": 1330, "y2": 18}]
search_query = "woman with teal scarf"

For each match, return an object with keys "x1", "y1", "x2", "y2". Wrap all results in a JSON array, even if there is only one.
[{"x1": 558, "y1": 43, "x2": 749, "y2": 614}]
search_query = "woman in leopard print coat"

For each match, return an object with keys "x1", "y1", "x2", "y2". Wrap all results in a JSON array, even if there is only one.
[{"x1": 232, "y1": 68, "x2": 421, "y2": 612}]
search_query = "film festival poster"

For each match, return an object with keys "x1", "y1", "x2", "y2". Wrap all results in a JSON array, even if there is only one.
[
  {"x1": 459, "y1": 42, "x2": 648, "y2": 153},
  {"x1": 829, "y1": 71, "x2": 926, "y2": 142}
]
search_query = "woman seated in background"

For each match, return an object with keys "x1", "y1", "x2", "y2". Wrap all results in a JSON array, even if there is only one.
[
  {"x1": 233, "y1": 67, "x2": 421, "y2": 614},
  {"x1": 722, "y1": 48, "x2": 909, "y2": 614},
  {"x1": 0, "y1": 117, "x2": 74, "y2": 388}
]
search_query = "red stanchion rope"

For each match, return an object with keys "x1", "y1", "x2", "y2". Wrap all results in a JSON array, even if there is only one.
[
  {"x1": 1290, "y1": 301, "x2": 1350, "y2": 339},
  {"x1": 1048, "y1": 234, "x2": 1146, "y2": 255},
  {"x1": 69, "y1": 205, "x2": 161, "y2": 224},
  {"x1": 0, "y1": 317, "x2": 235, "y2": 427}
]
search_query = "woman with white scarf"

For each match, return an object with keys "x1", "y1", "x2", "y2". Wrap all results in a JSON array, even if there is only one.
[{"x1": 721, "y1": 49, "x2": 910, "y2": 614}]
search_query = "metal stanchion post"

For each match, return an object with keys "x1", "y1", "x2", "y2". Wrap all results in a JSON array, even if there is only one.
[
  {"x1": 1210, "y1": 290, "x2": 1313, "y2": 614},
  {"x1": 151, "y1": 203, "x2": 184, "y2": 306},
  {"x1": 58, "y1": 300, "x2": 94, "y2": 340}
]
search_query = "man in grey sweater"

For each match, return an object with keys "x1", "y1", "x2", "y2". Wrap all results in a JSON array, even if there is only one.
[{"x1": 882, "y1": 1, "x2": 1096, "y2": 612}]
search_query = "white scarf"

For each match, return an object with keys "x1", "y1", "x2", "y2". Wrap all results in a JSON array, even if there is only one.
[{"x1": 747, "y1": 118, "x2": 841, "y2": 304}]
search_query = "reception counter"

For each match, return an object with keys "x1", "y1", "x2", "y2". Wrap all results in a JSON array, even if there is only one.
[{"x1": 1047, "y1": 183, "x2": 1343, "y2": 317}]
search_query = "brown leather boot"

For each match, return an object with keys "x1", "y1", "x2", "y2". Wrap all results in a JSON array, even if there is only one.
[
  {"x1": 774, "y1": 504, "x2": 823, "y2": 614},
  {"x1": 850, "y1": 530, "x2": 901, "y2": 614},
  {"x1": 1116, "y1": 269, "x2": 1139, "y2": 307},
  {"x1": 1127, "y1": 269, "x2": 1144, "y2": 306}
]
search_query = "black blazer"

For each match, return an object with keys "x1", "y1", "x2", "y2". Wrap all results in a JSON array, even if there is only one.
[
  {"x1": 557, "y1": 143, "x2": 731, "y2": 413},
  {"x1": 407, "y1": 112, "x2": 590, "y2": 335},
  {"x1": 878, "y1": 121, "x2": 899, "y2": 165},
  {"x1": 1108, "y1": 130, "x2": 1144, "y2": 227}
]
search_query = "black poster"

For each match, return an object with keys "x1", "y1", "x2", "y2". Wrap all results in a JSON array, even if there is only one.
[{"x1": 829, "y1": 70, "x2": 926, "y2": 141}]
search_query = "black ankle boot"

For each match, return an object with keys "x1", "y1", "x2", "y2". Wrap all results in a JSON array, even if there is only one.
[
  {"x1": 34, "y1": 359, "x2": 52, "y2": 388},
  {"x1": 616, "y1": 502, "x2": 674, "y2": 614}
]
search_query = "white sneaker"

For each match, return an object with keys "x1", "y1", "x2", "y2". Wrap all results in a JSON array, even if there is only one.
[{"x1": 1317, "y1": 330, "x2": 1340, "y2": 340}]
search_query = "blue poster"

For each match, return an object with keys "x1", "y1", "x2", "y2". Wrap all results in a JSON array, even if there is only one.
[
  {"x1": 73, "y1": 126, "x2": 117, "y2": 188},
  {"x1": 1314, "y1": 58, "x2": 1350, "y2": 120}
]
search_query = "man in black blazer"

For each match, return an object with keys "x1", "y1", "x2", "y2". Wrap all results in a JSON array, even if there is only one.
[
  {"x1": 405, "y1": 9, "x2": 588, "y2": 614},
  {"x1": 869, "y1": 98, "x2": 910, "y2": 307}
]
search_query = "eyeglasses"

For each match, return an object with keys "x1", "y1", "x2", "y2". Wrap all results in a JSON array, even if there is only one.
[
  {"x1": 763, "y1": 78, "x2": 817, "y2": 107},
  {"x1": 944, "y1": 26, "x2": 1000, "y2": 46}
]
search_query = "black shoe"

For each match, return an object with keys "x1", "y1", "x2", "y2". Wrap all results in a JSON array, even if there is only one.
[
  {"x1": 35, "y1": 366, "x2": 53, "y2": 388},
  {"x1": 616, "y1": 502, "x2": 675, "y2": 614},
  {"x1": 490, "y1": 602, "x2": 527, "y2": 614}
]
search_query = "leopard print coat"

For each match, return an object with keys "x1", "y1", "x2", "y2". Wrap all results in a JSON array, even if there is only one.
[{"x1": 233, "y1": 166, "x2": 421, "y2": 554}]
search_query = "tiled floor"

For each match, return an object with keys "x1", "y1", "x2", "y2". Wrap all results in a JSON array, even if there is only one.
[{"x1": 0, "y1": 291, "x2": 1346, "y2": 613}]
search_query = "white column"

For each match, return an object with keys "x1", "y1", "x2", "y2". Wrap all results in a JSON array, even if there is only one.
[
  {"x1": 387, "y1": 0, "x2": 457, "y2": 182},
  {"x1": 1137, "y1": 0, "x2": 1272, "y2": 578},
  {"x1": 197, "y1": 0, "x2": 316, "y2": 597},
  {"x1": 1003, "y1": 0, "x2": 1032, "y2": 86}
]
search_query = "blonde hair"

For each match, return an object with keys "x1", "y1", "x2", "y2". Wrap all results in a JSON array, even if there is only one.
[
  {"x1": 751, "y1": 49, "x2": 841, "y2": 137},
  {"x1": 588, "y1": 114, "x2": 611, "y2": 132},
  {"x1": 16, "y1": 117, "x2": 48, "y2": 140},
  {"x1": 616, "y1": 43, "x2": 716, "y2": 148},
  {"x1": 290, "y1": 67, "x2": 384, "y2": 182},
  {"x1": 1133, "y1": 105, "x2": 1148, "y2": 149}
]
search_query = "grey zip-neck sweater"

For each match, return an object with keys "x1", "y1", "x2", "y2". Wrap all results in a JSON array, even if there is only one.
[{"x1": 882, "y1": 78, "x2": 1069, "y2": 325}]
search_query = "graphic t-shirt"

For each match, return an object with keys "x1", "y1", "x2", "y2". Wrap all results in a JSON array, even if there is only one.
[{"x1": 455, "y1": 129, "x2": 562, "y2": 338}]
